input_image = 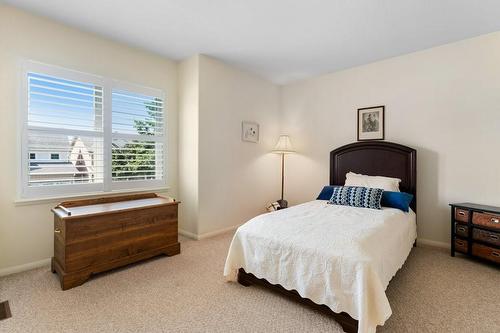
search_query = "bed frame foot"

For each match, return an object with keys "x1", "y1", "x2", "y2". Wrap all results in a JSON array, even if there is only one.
[{"x1": 237, "y1": 268, "x2": 252, "y2": 287}]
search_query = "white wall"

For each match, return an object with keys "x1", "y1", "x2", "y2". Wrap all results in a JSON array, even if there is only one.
[
  {"x1": 177, "y1": 55, "x2": 282, "y2": 238},
  {"x1": 0, "y1": 5, "x2": 178, "y2": 273},
  {"x1": 281, "y1": 32, "x2": 500, "y2": 245},
  {"x1": 197, "y1": 55, "x2": 281, "y2": 235},
  {"x1": 178, "y1": 56, "x2": 200, "y2": 235}
]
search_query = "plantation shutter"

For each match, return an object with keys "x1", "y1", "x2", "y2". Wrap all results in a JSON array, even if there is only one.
[
  {"x1": 111, "y1": 89, "x2": 165, "y2": 187},
  {"x1": 26, "y1": 73, "x2": 104, "y2": 190}
]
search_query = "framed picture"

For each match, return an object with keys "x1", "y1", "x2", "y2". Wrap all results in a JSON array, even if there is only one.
[
  {"x1": 241, "y1": 121, "x2": 259, "y2": 143},
  {"x1": 357, "y1": 106, "x2": 385, "y2": 141}
]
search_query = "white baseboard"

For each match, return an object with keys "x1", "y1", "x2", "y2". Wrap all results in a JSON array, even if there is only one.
[
  {"x1": 0, "y1": 258, "x2": 51, "y2": 277},
  {"x1": 418, "y1": 238, "x2": 450, "y2": 249},
  {"x1": 179, "y1": 224, "x2": 240, "y2": 240},
  {"x1": 178, "y1": 228, "x2": 198, "y2": 240},
  {"x1": 197, "y1": 224, "x2": 240, "y2": 240}
]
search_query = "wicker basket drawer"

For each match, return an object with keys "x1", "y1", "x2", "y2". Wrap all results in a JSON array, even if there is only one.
[
  {"x1": 473, "y1": 228, "x2": 500, "y2": 247},
  {"x1": 455, "y1": 223, "x2": 468, "y2": 237},
  {"x1": 455, "y1": 208, "x2": 469, "y2": 223},
  {"x1": 472, "y1": 244, "x2": 500, "y2": 264},
  {"x1": 454, "y1": 239, "x2": 468, "y2": 253},
  {"x1": 473, "y1": 212, "x2": 500, "y2": 231}
]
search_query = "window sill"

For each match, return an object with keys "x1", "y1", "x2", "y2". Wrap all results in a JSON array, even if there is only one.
[{"x1": 14, "y1": 187, "x2": 171, "y2": 206}]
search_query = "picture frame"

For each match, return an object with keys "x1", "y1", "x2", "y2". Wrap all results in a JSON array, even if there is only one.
[
  {"x1": 357, "y1": 106, "x2": 385, "y2": 141},
  {"x1": 241, "y1": 121, "x2": 259, "y2": 143}
]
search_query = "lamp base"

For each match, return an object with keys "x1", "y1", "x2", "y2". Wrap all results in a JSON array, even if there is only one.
[{"x1": 276, "y1": 199, "x2": 288, "y2": 210}]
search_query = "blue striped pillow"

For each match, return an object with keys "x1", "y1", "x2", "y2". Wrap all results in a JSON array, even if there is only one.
[{"x1": 328, "y1": 186, "x2": 383, "y2": 210}]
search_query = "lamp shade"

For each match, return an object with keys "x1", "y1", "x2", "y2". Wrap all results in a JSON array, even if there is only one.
[{"x1": 273, "y1": 135, "x2": 295, "y2": 154}]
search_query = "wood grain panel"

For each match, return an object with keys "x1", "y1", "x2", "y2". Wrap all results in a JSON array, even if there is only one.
[
  {"x1": 65, "y1": 228, "x2": 178, "y2": 271},
  {"x1": 65, "y1": 233, "x2": 176, "y2": 271},
  {"x1": 67, "y1": 221, "x2": 177, "y2": 253},
  {"x1": 59, "y1": 193, "x2": 158, "y2": 207},
  {"x1": 65, "y1": 206, "x2": 177, "y2": 242},
  {"x1": 54, "y1": 237, "x2": 66, "y2": 270}
]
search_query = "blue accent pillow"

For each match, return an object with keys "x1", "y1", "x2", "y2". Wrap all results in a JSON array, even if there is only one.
[
  {"x1": 328, "y1": 186, "x2": 383, "y2": 210},
  {"x1": 316, "y1": 185, "x2": 339, "y2": 200},
  {"x1": 381, "y1": 191, "x2": 414, "y2": 212}
]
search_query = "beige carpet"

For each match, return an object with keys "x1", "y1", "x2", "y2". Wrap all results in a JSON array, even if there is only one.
[{"x1": 0, "y1": 232, "x2": 499, "y2": 333}]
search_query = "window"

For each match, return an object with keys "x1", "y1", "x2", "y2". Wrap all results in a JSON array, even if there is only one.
[{"x1": 20, "y1": 62, "x2": 166, "y2": 199}]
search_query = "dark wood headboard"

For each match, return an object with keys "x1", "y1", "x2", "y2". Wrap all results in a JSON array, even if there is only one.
[{"x1": 330, "y1": 141, "x2": 417, "y2": 211}]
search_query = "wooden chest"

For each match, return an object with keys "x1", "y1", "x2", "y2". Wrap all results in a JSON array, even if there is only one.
[
  {"x1": 450, "y1": 203, "x2": 500, "y2": 265},
  {"x1": 51, "y1": 193, "x2": 180, "y2": 290}
]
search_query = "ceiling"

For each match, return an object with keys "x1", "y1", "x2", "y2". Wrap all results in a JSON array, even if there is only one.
[{"x1": 4, "y1": 0, "x2": 500, "y2": 84}]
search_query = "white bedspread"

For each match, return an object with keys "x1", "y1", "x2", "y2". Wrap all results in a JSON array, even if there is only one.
[{"x1": 223, "y1": 200, "x2": 416, "y2": 333}]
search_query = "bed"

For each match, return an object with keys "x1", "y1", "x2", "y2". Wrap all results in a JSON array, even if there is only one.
[{"x1": 223, "y1": 141, "x2": 417, "y2": 333}]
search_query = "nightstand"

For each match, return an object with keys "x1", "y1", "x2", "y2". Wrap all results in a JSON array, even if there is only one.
[{"x1": 450, "y1": 203, "x2": 500, "y2": 265}]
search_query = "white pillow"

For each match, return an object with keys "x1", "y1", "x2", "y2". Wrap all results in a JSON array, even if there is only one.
[{"x1": 345, "y1": 172, "x2": 401, "y2": 192}]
